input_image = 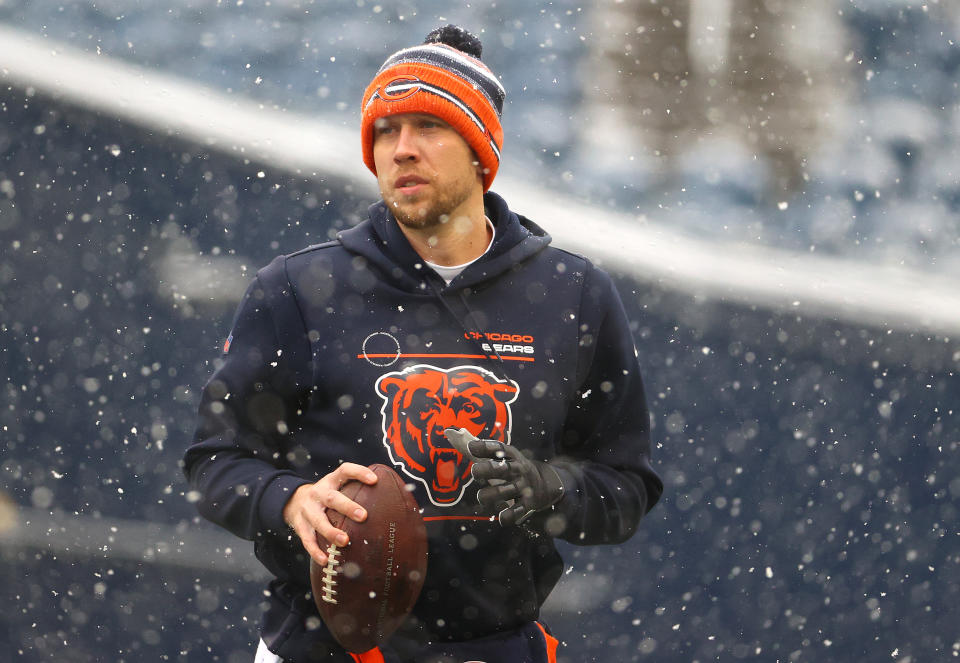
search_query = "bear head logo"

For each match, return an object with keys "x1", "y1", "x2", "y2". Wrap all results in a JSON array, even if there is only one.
[{"x1": 375, "y1": 364, "x2": 519, "y2": 507}]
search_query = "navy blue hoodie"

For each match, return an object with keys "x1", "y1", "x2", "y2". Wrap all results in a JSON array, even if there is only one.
[{"x1": 183, "y1": 191, "x2": 662, "y2": 661}]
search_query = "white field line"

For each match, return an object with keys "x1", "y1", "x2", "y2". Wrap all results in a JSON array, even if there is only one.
[
  {"x1": 2, "y1": 24, "x2": 957, "y2": 336},
  {"x1": 0, "y1": 24, "x2": 370, "y2": 185},
  {"x1": 0, "y1": 504, "x2": 269, "y2": 579},
  {"x1": 500, "y1": 184, "x2": 959, "y2": 335}
]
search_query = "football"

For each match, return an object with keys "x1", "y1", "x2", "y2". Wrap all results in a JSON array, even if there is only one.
[{"x1": 309, "y1": 463, "x2": 428, "y2": 653}]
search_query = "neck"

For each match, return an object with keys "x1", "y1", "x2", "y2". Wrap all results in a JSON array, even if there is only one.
[{"x1": 397, "y1": 199, "x2": 491, "y2": 267}]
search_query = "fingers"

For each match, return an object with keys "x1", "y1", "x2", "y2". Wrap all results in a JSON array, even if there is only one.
[
  {"x1": 285, "y1": 500, "x2": 335, "y2": 566},
  {"x1": 497, "y1": 503, "x2": 531, "y2": 527},
  {"x1": 297, "y1": 520, "x2": 330, "y2": 566},
  {"x1": 467, "y1": 439, "x2": 517, "y2": 460},
  {"x1": 471, "y1": 443, "x2": 522, "y2": 481},
  {"x1": 319, "y1": 462, "x2": 378, "y2": 523},
  {"x1": 308, "y1": 474, "x2": 370, "y2": 544},
  {"x1": 444, "y1": 428, "x2": 478, "y2": 460},
  {"x1": 477, "y1": 481, "x2": 520, "y2": 507},
  {"x1": 284, "y1": 484, "x2": 341, "y2": 566},
  {"x1": 332, "y1": 462, "x2": 379, "y2": 487},
  {"x1": 283, "y1": 463, "x2": 379, "y2": 566},
  {"x1": 471, "y1": 457, "x2": 515, "y2": 483}
]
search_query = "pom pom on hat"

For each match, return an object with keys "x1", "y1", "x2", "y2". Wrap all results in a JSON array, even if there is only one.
[
  {"x1": 361, "y1": 25, "x2": 505, "y2": 192},
  {"x1": 424, "y1": 24, "x2": 483, "y2": 58}
]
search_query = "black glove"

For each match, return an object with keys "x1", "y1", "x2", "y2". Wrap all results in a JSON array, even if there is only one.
[{"x1": 467, "y1": 438, "x2": 565, "y2": 527}]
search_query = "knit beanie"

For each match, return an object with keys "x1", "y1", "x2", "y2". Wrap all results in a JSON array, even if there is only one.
[{"x1": 361, "y1": 25, "x2": 505, "y2": 192}]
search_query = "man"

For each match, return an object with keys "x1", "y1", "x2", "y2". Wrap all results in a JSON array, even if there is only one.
[{"x1": 183, "y1": 25, "x2": 663, "y2": 663}]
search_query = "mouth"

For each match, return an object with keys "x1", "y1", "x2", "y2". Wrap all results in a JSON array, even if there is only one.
[
  {"x1": 394, "y1": 175, "x2": 428, "y2": 195},
  {"x1": 430, "y1": 445, "x2": 465, "y2": 492}
]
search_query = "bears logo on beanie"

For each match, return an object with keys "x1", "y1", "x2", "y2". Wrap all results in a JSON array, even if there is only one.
[{"x1": 361, "y1": 25, "x2": 505, "y2": 192}]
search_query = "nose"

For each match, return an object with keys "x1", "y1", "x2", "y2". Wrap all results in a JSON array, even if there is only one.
[{"x1": 393, "y1": 123, "x2": 420, "y2": 163}]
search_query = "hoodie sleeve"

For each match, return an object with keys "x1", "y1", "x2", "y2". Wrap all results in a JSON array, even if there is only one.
[
  {"x1": 543, "y1": 262, "x2": 663, "y2": 545},
  {"x1": 182, "y1": 257, "x2": 312, "y2": 541}
]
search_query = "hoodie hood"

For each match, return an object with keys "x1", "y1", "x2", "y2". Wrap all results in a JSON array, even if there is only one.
[{"x1": 337, "y1": 191, "x2": 552, "y2": 292}]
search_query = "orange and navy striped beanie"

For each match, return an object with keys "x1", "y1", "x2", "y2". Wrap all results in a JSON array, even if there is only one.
[{"x1": 361, "y1": 25, "x2": 505, "y2": 192}]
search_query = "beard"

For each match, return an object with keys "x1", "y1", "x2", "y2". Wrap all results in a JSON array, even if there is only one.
[{"x1": 383, "y1": 173, "x2": 475, "y2": 230}]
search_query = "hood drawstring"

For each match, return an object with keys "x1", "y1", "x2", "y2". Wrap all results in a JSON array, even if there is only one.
[{"x1": 426, "y1": 278, "x2": 511, "y2": 382}]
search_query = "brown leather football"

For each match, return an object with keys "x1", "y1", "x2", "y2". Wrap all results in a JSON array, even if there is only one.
[{"x1": 309, "y1": 463, "x2": 428, "y2": 654}]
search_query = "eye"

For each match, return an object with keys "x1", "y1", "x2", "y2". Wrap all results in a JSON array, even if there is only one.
[{"x1": 411, "y1": 392, "x2": 442, "y2": 419}]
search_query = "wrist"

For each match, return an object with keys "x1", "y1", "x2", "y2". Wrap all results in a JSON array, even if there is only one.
[
  {"x1": 529, "y1": 463, "x2": 578, "y2": 537},
  {"x1": 260, "y1": 474, "x2": 312, "y2": 535},
  {"x1": 541, "y1": 462, "x2": 565, "y2": 507}
]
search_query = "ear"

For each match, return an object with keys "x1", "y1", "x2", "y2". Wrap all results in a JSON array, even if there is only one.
[
  {"x1": 492, "y1": 382, "x2": 518, "y2": 403},
  {"x1": 471, "y1": 150, "x2": 484, "y2": 179},
  {"x1": 376, "y1": 376, "x2": 405, "y2": 399}
]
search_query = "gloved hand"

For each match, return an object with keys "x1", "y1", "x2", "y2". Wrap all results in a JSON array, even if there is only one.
[{"x1": 445, "y1": 428, "x2": 564, "y2": 526}]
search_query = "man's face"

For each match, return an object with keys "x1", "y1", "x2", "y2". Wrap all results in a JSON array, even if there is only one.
[{"x1": 372, "y1": 112, "x2": 483, "y2": 230}]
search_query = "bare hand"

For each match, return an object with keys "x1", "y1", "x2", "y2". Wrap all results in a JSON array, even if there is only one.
[{"x1": 282, "y1": 463, "x2": 378, "y2": 566}]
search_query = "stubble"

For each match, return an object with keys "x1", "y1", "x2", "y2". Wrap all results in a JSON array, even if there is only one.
[{"x1": 384, "y1": 177, "x2": 473, "y2": 230}]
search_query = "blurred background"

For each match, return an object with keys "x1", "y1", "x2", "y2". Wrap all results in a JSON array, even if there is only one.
[
  {"x1": 1, "y1": 1, "x2": 958, "y2": 661},
  {"x1": 4, "y1": 0, "x2": 958, "y2": 266}
]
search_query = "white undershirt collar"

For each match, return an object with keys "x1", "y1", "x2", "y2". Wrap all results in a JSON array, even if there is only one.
[{"x1": 424, "y1": 216, "x2": 495, "y2": 284}]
